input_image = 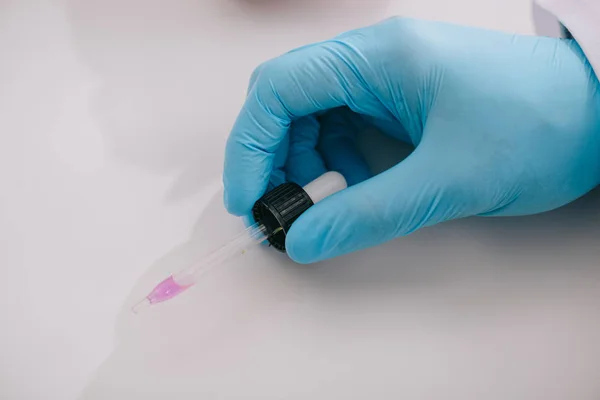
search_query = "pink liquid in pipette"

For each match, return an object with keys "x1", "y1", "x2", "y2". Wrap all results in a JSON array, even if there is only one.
[
  {"x1": 147, "y1": 276, "x2": 192, "y2": 304},
  {"x1": 133, "y1": 222, "x2": 270, "y2": 313}
]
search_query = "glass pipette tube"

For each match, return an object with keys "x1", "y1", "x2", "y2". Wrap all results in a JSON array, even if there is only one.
[
  {"x1": 132, "y1": 222, "x2": 273, "y2": 313},
  {"x1": 131, "y1": 171, "x2": 348, "y2": 314}
]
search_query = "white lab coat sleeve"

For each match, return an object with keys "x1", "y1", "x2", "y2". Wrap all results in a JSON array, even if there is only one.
[{"x1": 536, "y1": 0, "x2": 600, "y2": 78}]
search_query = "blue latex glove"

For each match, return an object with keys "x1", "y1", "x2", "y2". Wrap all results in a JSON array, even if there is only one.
[{"x1": 223, "y1": 17, "x2": 600, "y2": 264}]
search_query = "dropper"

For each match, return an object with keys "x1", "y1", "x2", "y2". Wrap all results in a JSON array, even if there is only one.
[{"x1": 132, "y1": 171, "x2": 347, "y2": 313}]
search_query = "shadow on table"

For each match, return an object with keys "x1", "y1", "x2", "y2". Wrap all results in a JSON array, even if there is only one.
[{"x1": 64, "y1": 0, "x2": 390, "y2": 204}]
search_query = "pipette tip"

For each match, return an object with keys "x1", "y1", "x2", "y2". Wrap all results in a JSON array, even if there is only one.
[{"x1": 131, "y1": 297, "x2": 151, "y2": 314}]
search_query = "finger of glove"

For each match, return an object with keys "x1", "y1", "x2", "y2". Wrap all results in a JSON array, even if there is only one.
[
  {"x1": 286, "y1": 145, "x2": 468, "y2": 263},
  {"x1": 285, "y1": 116, "x2": 328, "y2": 187},
  {"x1": 317, "y1": 108, "x2": 372, "y2": 186},
  {"x1": 223, "y1": 36, "x2": 389, "y2": 216},
  {"x1": 268, "y1": 133, "x2": 289, "y2": 189}
]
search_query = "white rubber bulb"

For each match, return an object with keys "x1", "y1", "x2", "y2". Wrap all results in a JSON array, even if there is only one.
[{"x1": 302, "y1": 171, "x2": 347, "y2": 204}]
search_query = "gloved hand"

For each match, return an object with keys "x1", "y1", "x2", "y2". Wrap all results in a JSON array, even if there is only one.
[{"x1": 223, "y1": 17, "x2": 600, "y2": 264}]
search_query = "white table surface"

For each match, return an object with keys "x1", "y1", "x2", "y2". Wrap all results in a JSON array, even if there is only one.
[{"x1": 1, "y1": 1, "x2": 599, "y2": 399}]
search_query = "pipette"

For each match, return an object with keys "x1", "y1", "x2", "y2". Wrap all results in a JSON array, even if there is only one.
[{"x1": 132, "y1": 171, "x2": 347, "y2": 313}]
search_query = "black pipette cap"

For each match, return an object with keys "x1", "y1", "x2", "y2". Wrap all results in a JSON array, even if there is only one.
[{"x1": 252, "y1": 182, "x2": 314, "y2": 252}]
